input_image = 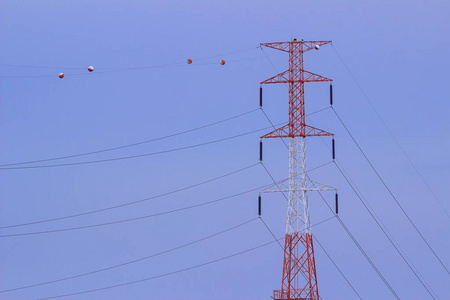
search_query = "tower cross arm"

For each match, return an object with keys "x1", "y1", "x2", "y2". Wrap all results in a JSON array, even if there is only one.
[
  {"x1": 303, "y1": 41, "x2": 332, "y2": 52},
  {"x1": 260, "y1": 42, "x2": 291, "y2": 52},
  {"x1": 260, "y1": 124, "x2": 333, "y2": 138},
  {"x1": 303, "y1": 70, "x2": 333, "y2": 82},
  {"x1": 260, "y1": 69, "x2": 332, "y2": 84},
  {"x1": 260, "y1": 70, "x2": 290, "y2": 84},
  {"x1": 260, "y1": 40, "x2": 332, "y2": 53},
  {"x1": 303, "y1": 124, "x2": 334, "y2": 137}
]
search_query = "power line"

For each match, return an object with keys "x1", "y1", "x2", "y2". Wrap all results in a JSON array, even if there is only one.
[
  {"x1": 303, "y1": 157, "x2": 401, "y2": 299},
  {"x1": 333, "y1": 161, "x2": 437, "y2": 299},
  {"x1": 0, "y1": 56, "x2": 266, "y2": 78},
  {"x1": 0, "y1": 58, "x2": 249, "y2": 78},
  {"x1": 0, "y1": 163, "x2": 259, "y2": 229},
  {"x1": 0, "y1": 46, "x2": 261, "y2": 78},
  {"x1": 0, "y1": 123, "x2": 285, "y2": 170},
  {"x1": 334, "y1": 215, "x2": 400, "y2": 299},
  {"x1": 304, "y1": 113, "x2": 437, "y2": 298},
  {"x1": 258, "y1": 217, "x2": 284, "y2": 250},
  {"x1": 314, "y1": 174, "x2": 402, "y2": 298},
  {"x1": 331, "y1": 44, "x2": 450, "y2": 220},
  {"x1": 312, "y1": 235, "x2": 363, "y2": 300},
  {"x1": 332, "y1": 106, "x2": 450, "y2": 276},
  {"x1": 0, "y1": 181, "x2": 276, "y2": 238},
  {"x1": 260, "y1": 46, "x2": 279, "y2": 74},
  {"x1": 0, "y1": 217, "x2": 259, "y2": 293},
  {"x1": 36, "y1": 238, "x2": 281, "y2": 300},
  {"x1": 1, "y1": 161, "x2": 331, "y2": 236},
  {"x1": 0, "y1": 108, "x2": 259, "y2": 167}
]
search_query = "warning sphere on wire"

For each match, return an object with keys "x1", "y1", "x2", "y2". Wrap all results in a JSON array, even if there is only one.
[
  {"x1": 58, "y1": 73, "x2": 64, "y2": 78},
  {"x1": 187, "y1": 59, "x2": 192, "y2": 64},
  {"x1": 88, "y1": 66, "x2": 94, "y2": 72},
  {"x1": 220, "y1": 59, "x2": 225, "y2": 65},
  {"x1": 314, "y1": 45, "x2": 320, "y2": 50}
]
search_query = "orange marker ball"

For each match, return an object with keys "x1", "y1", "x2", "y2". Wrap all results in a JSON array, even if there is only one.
[
  {"x1": 220, "y1": 59, "x2": 225, "y2": 65},
  {"x1": 59, "y1": 73, "x2": 64, "y2": 78},
  {"x1": 88, "y1": 66, "x2": 94, "y2": 72},
  {"x1": 187, "y1": 59, "x2": 192, "y2": 64}
]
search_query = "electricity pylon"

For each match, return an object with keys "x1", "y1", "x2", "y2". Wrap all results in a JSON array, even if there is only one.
[{"x1": 259, "y1": 39, "x2": 335, "y2": 300}]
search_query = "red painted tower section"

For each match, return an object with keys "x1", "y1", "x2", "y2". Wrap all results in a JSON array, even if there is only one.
[{"x1": 260, "y1": 40, "x2": 333, "y2": 300}]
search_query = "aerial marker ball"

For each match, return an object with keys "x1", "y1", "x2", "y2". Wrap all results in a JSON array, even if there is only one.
[
  {"x1": 59, "y1": 73, "x2": 64, "y2": 78},
  {"x1": 88, "y1": 66, "x2": 94, "y2": 72},
  {"x1": 220, "y1": 59, "x2": 225, "y2": 65},
  {"x1": 314, "y1": 45, "x2": 320, "y2": 50},
  {"x1": 187, "y1": 59, "x2": 192, "y2": 64}
]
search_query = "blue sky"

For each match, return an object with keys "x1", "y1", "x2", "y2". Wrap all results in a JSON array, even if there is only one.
[{"x1": 0, "y1": 0, "x2": 449, "y2": 299}]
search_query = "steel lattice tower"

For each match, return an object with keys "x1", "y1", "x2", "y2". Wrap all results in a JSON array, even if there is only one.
[{"x1": 259, "y1": 39, "x2": 335, "y2": 300}]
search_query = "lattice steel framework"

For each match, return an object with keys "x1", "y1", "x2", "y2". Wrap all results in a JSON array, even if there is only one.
[{"x1": 260, "y1": 40, "x2": 334, "y2": 300}]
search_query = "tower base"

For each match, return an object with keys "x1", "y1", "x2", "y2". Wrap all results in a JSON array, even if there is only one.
[
  {"x1": 273, "y1": 232, "x2": 319, "y2": 300},
  {"x1": 273, "y1": 293, "x2": 315, "y2": 300}
]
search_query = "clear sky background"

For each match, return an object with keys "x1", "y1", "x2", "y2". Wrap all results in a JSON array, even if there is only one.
[{"x1": 0, "y1": 0, "x2": 449, "y2": 299}]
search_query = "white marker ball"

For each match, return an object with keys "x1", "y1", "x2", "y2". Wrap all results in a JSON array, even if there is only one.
[
  {"x1": 315, "y1": 45, "x2": 320, "y2": 50},
  {"x1": 88, "y1": 66, "x2": 94, "y2": 72}
]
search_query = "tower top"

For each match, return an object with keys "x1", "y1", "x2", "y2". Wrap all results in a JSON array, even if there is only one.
[
  {"x1": 261, "y1": 40, "x2": 331, "y2": 53},
  {"x1": 260, "y1": 40, "x2": 333, "y2": 138}
]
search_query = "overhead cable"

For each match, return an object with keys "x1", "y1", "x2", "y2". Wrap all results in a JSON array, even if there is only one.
[
  {"x1": 332, "y1": 161, "x2": 437, "y2": 299},
  {"x1": 313, "y1": 235, "x2": 363, "y2": 300},
  {"x1": 0, "y1": 46, "x2": 260, "y2": 78},
  {"x1": 36, "y1": 239, "x2": 281, "y2": 299},
  {"x1": 332, "y1": 106, "x2": 449, "y2": 276},
  {"x1": 0, "y1": 182, "x2": 276, "y2": 238},
  {"x1": 331, "y1": 44, "x2": 450, "y2": 220},
  {"x1": 0, "y1": 163, "x2": 259, "y2": 229},
  {"x1": 0, "y1": 217, "x2": 259, "y2": 293},
  {"x1": 305, "y1": 114, "x2": 437, "y2": 298},
  {"x1": 1, "y1": 161, "x2": 331, "y2": 236},
  {"x1": 0, "y1": 108, "x2": 259, "y2": 167},
  {"x1": 333, "y1": 214, "x2": 400, "y2": 299},
  {"x1": 311, "y1": 172, "x2": 401, "y2": 299},
  {"x1": 0, "y1": 123, "x2": 285, "y2": 170}
]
